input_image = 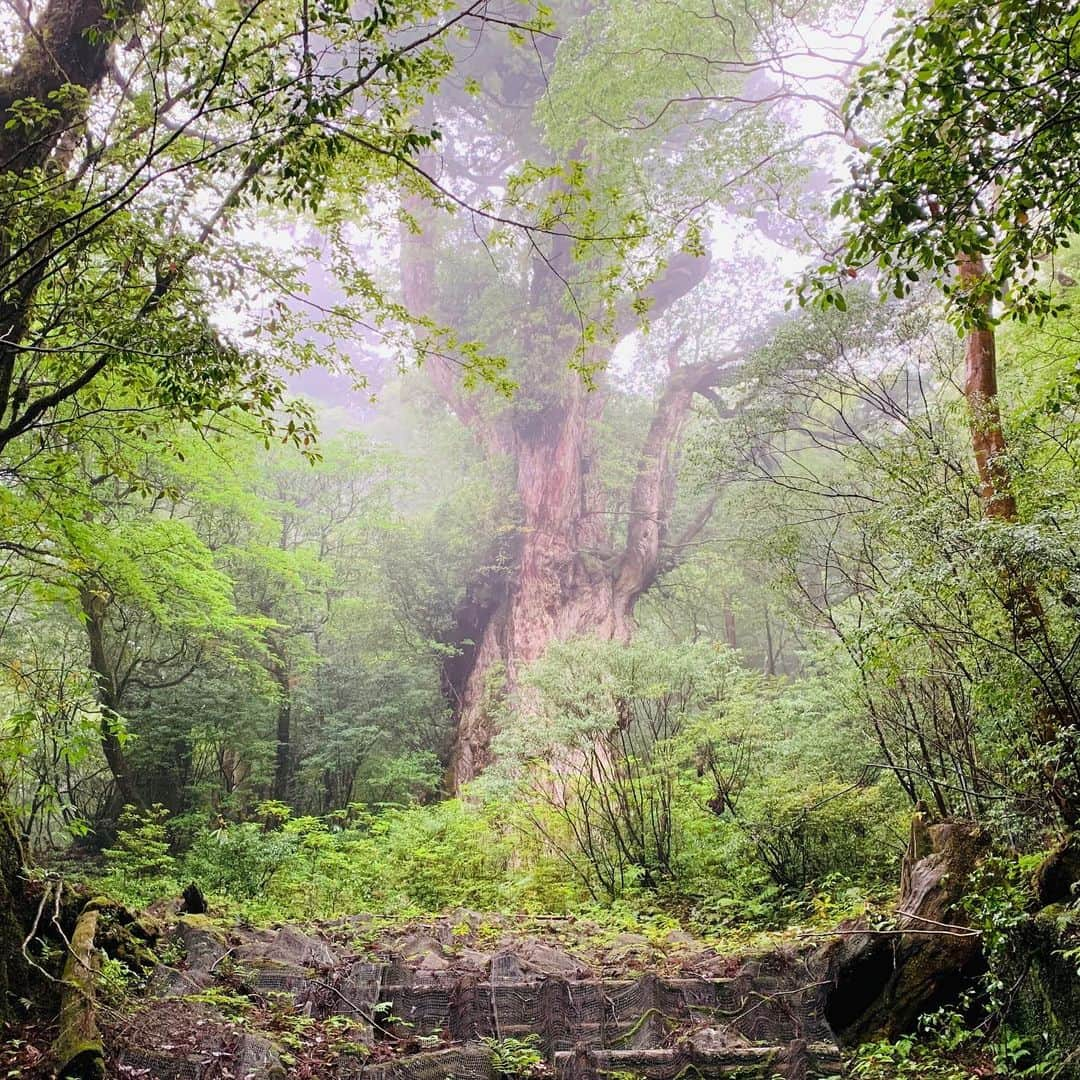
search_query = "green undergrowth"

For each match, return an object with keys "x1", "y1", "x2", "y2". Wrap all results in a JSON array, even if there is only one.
[
  {"x1": 850, "y1": 1010, "x2": 1063, "y2": 1080},
  {"x1": 85, "y1": 798, "x2": 891, "y2": 959}
]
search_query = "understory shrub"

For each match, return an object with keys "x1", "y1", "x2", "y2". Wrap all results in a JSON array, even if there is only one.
[
  {"x1": 184, "y1": 821, "x2": 298, "y2": 899},
  {"x1": 101, "y1": 804, "x2": 179, "y2": 906},
  {"x1": 94, "y1": 798, "x2": 584, "y2": 921},
  {"x1": 485, "y1": 638, "x2": 904, "y2": 915}
]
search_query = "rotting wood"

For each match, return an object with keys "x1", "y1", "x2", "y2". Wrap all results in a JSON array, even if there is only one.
[{"x1": 54, "y1": 906, "x2": 104, "y2": 1080}]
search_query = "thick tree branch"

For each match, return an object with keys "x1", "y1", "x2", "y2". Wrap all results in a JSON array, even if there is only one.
[
  {"x1": 614, "y1": 345, "x2": 740, "y2": 602},
  {"x1": 0, "y1": 0, "x2": 141, "y2": 175},
  {"x1": 616, "y1": 247, "x2": 713, "y2": 337}
]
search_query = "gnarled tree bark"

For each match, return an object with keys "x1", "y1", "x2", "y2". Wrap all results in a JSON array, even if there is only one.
[
  {"x1": 821, "y1": 809, "x2": 987, "y2": 1045},
  {"x1": 402, "y1": 194, "x2": 727, "y2": 786}
]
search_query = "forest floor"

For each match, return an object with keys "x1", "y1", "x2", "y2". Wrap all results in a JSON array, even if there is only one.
[{"x1": 6, "y1": 905, "x2": 847, "y2": 1080}]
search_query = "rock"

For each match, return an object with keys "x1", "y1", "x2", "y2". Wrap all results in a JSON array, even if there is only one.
[
  {"x1": 559, "y1": 1044, "x2": 595, "y2": 1080},
  {"x1": 514, "y1": 940, "x2": 589, "y2": 977},
  {"x1": 454, "y1": 948, "x2": 492, "y2": 972},
  {"x1": 115, "y1": 1000, "x2": 284, "y2": 1078},
  {"x1": 416, "y1": 949, "x2": 452, "y2": 975},
  {"x1": 146, "y1": 963, "x2": 213, "y2": 998},
  {"x1": 444, "y1": 909, "x2": 490, "y2": 935},
  {"x1": 610, "y1": 932, "x2": 650, "y2": 948},
  {"x1": 233, "y1": 924, "x2": 337, "y2": 970},
  {"x1": 689, "y1": 1027, "x2": 752, "y2": 1052},
  {"x1": 363, "y1": 1044, "x2": 495, "y2": 1080},
  {"x1": 175, "y1": 915, "x2": 229, "y2": 972},
  {"x1": 604, "y1": 932, "x2": 652, "y2": 963},
  {"x1": 396, "y1": 932, "x2": 447, "y2": 966},
  {"x1": 234, "y1": 1032, "x2": 287, "y2": 1080},
  {"x1": 664, "y1": 929, "x2": 697, "y2": 947},
  {"x1": 490, "y1": 949, "x2": 528, "y2": 982},
  {"x1": 275, "y1": 925, "x2": 336, "y2": 967},
  {"x1": 1034, "y1": 837, "x2": 1080, "y2": 906},
  {"x1": 684, "y1": 951, "x2": 741, "y2": 978}
]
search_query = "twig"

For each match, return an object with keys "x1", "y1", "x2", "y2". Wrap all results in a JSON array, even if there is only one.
[
  {"x1": 797, "y1": 925, "x2": 981, "y2": 939},
  {"x1": 309, "y1": 979, "x2": 403, "y2": 1041},
  {"x1": 894, "y1": 910, "x2": 980, "y2": 936},
  {"x1": 209, "y1": 945, "x2": 238, "y2": 973},
  {"x1": 21, "y1": 880, "x2": 58, "y2": 983}
]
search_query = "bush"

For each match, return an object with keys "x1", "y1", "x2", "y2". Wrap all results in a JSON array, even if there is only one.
[
  {"x1": 101, "y1": 805, "x2": 178, "y2": 907},
  {"x1": 740, "y1": 780, "x2": 901, "y2": 893},
  {"x1": 489, "y1": 637, "x2": 741, "y2": 900},
  {"x1": 183, "y1": 822, "x2": 298, "y2": 899}
]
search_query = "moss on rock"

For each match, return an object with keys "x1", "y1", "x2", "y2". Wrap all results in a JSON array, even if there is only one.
[{"x1": 1001, "y1": 906, "x2": 1080, "y2": 1079}]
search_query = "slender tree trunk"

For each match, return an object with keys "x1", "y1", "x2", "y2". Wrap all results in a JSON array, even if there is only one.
[
  {"x1": 957, "y1": 255, "x2": 1018, "y2": 522},
  {"x1": 957, "y1": 255, "x2": 1048, "y2": 647},
  {"x1": 80, "y1": 589, "x2": 142, "y2": 810},
  {"x1": 267, "y1": 632, "x2": 293, "y2": 801},
  {"x1": 722, "y1": 596, "x2": 737, "y2": 650},
  {"x1": 763, "y1": 606, "x2": 777, "y2": 676},
  {"x1": 274, "y1": 695, "x2": 292, "y2": 802},
  {"x1": 957, "y1": 254, "x2": 1075, "y2": 820}
]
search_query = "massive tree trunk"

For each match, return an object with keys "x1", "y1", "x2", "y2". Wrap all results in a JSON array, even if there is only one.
[
  {"x1": 0, "y1": 0, "x2": 140, "y2": 429},
  {"x1": 397, "y1": 43, "x2": 728, "y2": 790},
  {"x1": 429, "y1": 331, "x2": 728, "y2": 789},
  {"x1": 0, "y1": 804, "x2": 31, "y2": 1022},
  {"x1": 448, "y1": 387, "x2": 621, "y2": 786},
  {"x1": 821, "y1": 808, "x2": 987, "y2": 1045}
]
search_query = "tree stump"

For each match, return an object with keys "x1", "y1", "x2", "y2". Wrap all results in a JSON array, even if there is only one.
[{"x1": 820, "y1": 815, "x2": 988, "y2": 1045}]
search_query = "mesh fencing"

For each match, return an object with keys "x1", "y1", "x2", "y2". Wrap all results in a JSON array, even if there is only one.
[
  {"x1": 378, "y1": 970, "x2": 832, "y2": 1051},
  {"x1": 112, "y1": 940, "x2": 837, "y2": 1078}
]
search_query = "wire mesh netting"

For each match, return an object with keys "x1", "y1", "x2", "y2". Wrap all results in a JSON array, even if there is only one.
[
  {"x1": 382, "y1": 970, "x2": 832, "y2": 1051},
  {"x1": 109, "y1": 924, "x2": 839, "y2": 1079}
]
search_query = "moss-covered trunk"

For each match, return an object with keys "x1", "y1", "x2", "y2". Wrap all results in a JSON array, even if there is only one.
[
  {"x1": 0, "y1": 804, "x2": 29, "y2": 1021},
  {"x1": 54, "y1": 906, "x2": 105, "y2": 1080}
]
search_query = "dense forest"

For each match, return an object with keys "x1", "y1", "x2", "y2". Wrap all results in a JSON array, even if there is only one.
[{"x1": 3, "y1": 0, "x2": 1080, "y2": 1077}]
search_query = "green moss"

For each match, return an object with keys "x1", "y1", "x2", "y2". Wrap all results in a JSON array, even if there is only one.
[
  {"x1": 177, "y1": 913, "x2": 225, "y2": 932},
  {"x1": 56, "y1": 1042, "x2": 105, "y2": 1080},
  {"x1": 1001, "y1": 910, "x2": 1080, "y2": 1080},
  {"x1": 0, "y1": 803, "x2": 29, "y2": 1021}
]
